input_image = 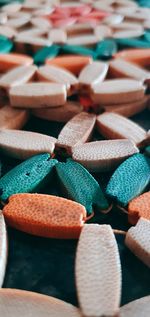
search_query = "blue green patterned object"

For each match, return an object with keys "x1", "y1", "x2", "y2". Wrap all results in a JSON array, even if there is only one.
[
  {"x1": 34, "y1": 45, "x2": 60, "y2": 65},
  {"x1": 56, "y1": 159, "x2": 110, "y2": 216},
  {"x1": 0, "y1": 153, "x2": 58, "y2": 201},
  {"x1": 106, "y1": 153, "x2": 150, "y2": 206},
  {"x1": 95, "y1": 39, "x2": 117, "y2": 60},
  {"x1": 61, "y1": 44, "x2": 96, "y2": 59},
  {"x1": 116, "y1": 38, "x2": 150, "y2": 48},
  {"x1": 0, "y1": 35, "x2": 13, "y2": 54},
  {"x1": 145, "y1": 146, "x2": 150, "y2": 157}
]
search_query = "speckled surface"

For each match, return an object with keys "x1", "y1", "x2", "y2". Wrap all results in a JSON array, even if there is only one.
[{"x1": 2, "y1": 109, "x2": 150, "y2": 307}]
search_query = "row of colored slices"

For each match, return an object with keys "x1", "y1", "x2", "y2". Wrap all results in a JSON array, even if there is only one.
[
  {"x1": 0, "y1": 218, "x2": 150, "y2": 316},
  {"x1": 0, "y1": 0, "x2": 150, "y2": 316}
]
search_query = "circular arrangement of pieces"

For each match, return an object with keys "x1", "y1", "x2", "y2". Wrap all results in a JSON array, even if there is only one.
[{"x1": 0, "y1": 0, "x2": 150, "y2": 316}]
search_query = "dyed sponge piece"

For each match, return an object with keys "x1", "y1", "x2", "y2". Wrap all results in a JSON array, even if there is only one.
[
  {"x1": 128, "y1": 191, "x2": 150, "y2": 224},
  {"x1": 56, "y1": 159, "x2": 110, "y2": 216},
  {"x1": 106, "y1": 154, "x2": 150, "y2": 206},
  {"x1": 3, "y1": 193, "x2": 87, "y2": 239},
  {"x1": 0, "y1": 153, "x2": 58, "y2": 201}
]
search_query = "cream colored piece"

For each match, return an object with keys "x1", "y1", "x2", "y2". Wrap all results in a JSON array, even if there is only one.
[
  {"x1": 0, "y1": 129, "x2": 57, "y2": 159},
  {"x1": 56, "y1": 112, "x2": 96, "y2": 154},
  {"x1": 32, "y1": 7, "x2": 54, "y2": 17},
  {"x1": 144, "y1": 20, "x2": 150, "y2": 29},
  {"x1": 113, "y1": 28, "x2": 144, "y2": 39},
  {"x1": 0, "y1": 105, "x2": 29, "y2": 129},
  {"x1": 0, "y1": 13, "x2": 7, "y2": 25},
  {"x1": 9, "y1": 83, "x2": 67, "y2": 108},
  {"x1": 75, "y1": 224, "x2": 121, "y2": 317},
  {"x1": 94, "y1": 25, "x2": 112, "y2": 39},
  {"x1": 37, "y1": 65, "x2": 78, "y2": 95},
  {"x1": 125, "y1": 218, "x2": 150, "y2": 268},
  {"x1": 103, "y1": 14, "x2": 123, "y2": 25},
  {"x1": 0, "y1": 26, "x2": 17, "y2": 38},
  {"x1": 112, "y1": 22, "x2": 143, "y2": 31},
  {"x1": 93, "y1": 1, "x2": 114, "y2": 12},
  {"x1": 0, "y1": 213, "x2": 7, "y2": 288},
  {"x1": 15, "y1": 36, "x2": 52, "y2": 52},
  {"x1": 0, "y1": 65, "x2": 37, "y2": 90},
  {"x1": 16, "y1": 28, "x2": 46, "y2": 38},
  {"x1": 6, "y1": 13, "x2": 31, "y2": 28},
  {"x1": 72, "y1": 139, "x2": 139, "y2": 172},
  {"x1": 1, "y1": 2, "x2": 22, "y2": 14},
  {"x1": 96, "y1": 112, "x2": 147, "y2": 147},
  {"x1": 109, "y1": 59, "x2": 150, "y2": 86},
  {"x1": 65, "y1": 23, "x2": 94, "y2": 36},
  {"x1": 49, "y1": 29, "x2": 67, "y2": 44},
  {"x1": 33, "y1": 101, "x2": 83, "y2": 122},
  {"x1": 91, "y1": 79, "x2": 145, "y2": 105},
  {"x1": 78, "y1": 61, "x2": 108, "y2": 90},
  {"x1": 67, "y1": 35, "x2": 98, "y2": 47},
  {"x1": 103, "y1": 97, "x2": 147, "y2": 118},
  {"x1": 120, "y1": 296, "x2": 150, "y2": 317},
  {"x1": 0, "y1": 289, "x2": 81, "y2": 317},
  {"x1": 31, "y1": 17, "x2": 52, "y2": 30}
]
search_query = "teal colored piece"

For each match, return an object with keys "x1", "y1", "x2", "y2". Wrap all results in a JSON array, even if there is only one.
[
  {"x1": 0, "y1": 153, "x2": 58, "y2": 201},
  {"x1": 95, "y1": 39, "x2": 117, "y2": 60},
  {"x1": 116, "y1": 38, "x2": 150, "y2": 48},
  {"x1": 145, "y1": 146, "x2": 150, "y2": 157},
  {"x1": 60, "y1": 44, "x2": 96, "y2": 59},
  {"x1": 56, "y1": 159, "x2": 110, "y2": 216},
  {"x1": 144, "y1": 31, "x2": 150, "y2": 42},
  {"x1": 33, "y1": 45, "x2": 60, "y2": 65},
  {"x1": 106, "y1": 153, "x2": 150, "y2": 207},
  {"x1": 0, "y1": 35, "x2": 13, "y2": 54}
]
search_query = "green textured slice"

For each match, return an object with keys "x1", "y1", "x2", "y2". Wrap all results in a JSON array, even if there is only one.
[
  {"x1": 116, "y1": 38, "x2": 150, "y2": 48},
  {"x1": 144, "y1": 31, "x2": 150, "y2": 42},
  {"x1": 95, "y1": 39, "x2": 117, "y2": 60},
  {"x1": 34, "y1": 45, "x2": 60, "y2": 65},
  {"x1": 0, "y1": 153, "x2": 58, "y2": 201},
  {"x1": 106, "y1": 153, "x2": 150, "y2": 206},
  {"x1": 56, "y1": 159, "x2": 110, "y2": 216},
  {"x1": 0, "y1": 35, "x2": 13, "y2": 54},
  {"x1": 61, "y1": 44, "x2": 96, "y2": 59},
  {"x1": 145, "y1": 146, "x2": 150, "y2": 157}
]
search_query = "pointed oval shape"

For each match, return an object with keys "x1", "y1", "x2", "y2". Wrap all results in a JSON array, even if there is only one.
[
  {"x1": 96, "y1": 112, "x2": 147, "y2": 147},
  {"x1": 125, "y1": 218, "x2": 150, "y2": 267},
  {"x1": 0, "y1": 65, "x2": 37, "y2": 90},
  {"x1": 0, "y1": 53, "x2": 33, "y2": 73},
  {"x1": 33, "y1": 45, "x2": 60, "y2": 65},
  {"x1": 3, "y1": 194, "x2": 86, "y2": 239},
  {"x1": 114, "y1": 48, "x2": 150, "y2": 67},
  {"x1": 32, "y1": 101, "x2": 83, "y2": 122},
  {"x1": 0, "y1": 105, "x2": 29, "y2": 130},
  {"x1": 78, "y1": 61, "x2": 108, "y2": 90},
  {"x1": 56, "y1": 112, "x2": 96, "y2": 154},
  {"x1": 109, "y1": 59, "x2": 150, "y2": 85},
  {"x1": 120, "y1": 296, "x2": 150, "y2": 317},
  {"x1": 0, "y1": 212, "x2": 7, "y2": 287},
  {"x1": 0, "y1": 289, "x2": 81, "y2": 317},
  {"x1": 9, "y1": 83, "x2": 67, "y2": 108},
  {"x1": 128, "y1": 191, "x2": 150, "y2": 224},
  {"x1": 76, "y1": 224, "x2": 121, "y2": 317},
  {"x1": 56, "y1": 159, "x2": 110, "y2": 215},
  {"x1": 45, "y1": 55, "x2": 92, "y2": 76},
  {"x1": 37, "y1": 65, "x2": 78, "y2": 95},
  {"x1": 0, "y1": 129, "x2": 57, "y2": 159},
  {"x1": 72, "y1": 139, "x2": 139, "y2": 172},
  {"x1": 0, "y1": 35, "x2": 13, "y2": 54},
  {"x1": 95, "y1": 39, "x2": 117, "y2": 59},
  {"x1": 106, "y1": 153, "x2": 150, "y2": 206},
  {"x1": 92, "y1": 79, "x2": 145, "y2": 105},
  {"x1": 0, "y1": 153, "x2": 57, "y2": 201}
]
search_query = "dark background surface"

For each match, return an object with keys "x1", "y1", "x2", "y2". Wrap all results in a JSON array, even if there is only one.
[{"x1": 2, "y1": 109, "x2": 150, "y2": 308}]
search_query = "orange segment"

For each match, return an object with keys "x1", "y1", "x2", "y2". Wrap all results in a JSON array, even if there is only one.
[
  {"x1": 114, "y1": 49, "x2": 150, "y2": 67},
  {"x1": 128, "y1": 191, "x2": 150, "y2": 224},
  {"x1": 0, "y1": 53, "x2": 33, "y2": 72},
  {"x1": 45, "y1": 55, "x2": 92, "y2": 75},
  {"x1": 3, "y1": 194, "x2": 87, "y2": 239}
]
